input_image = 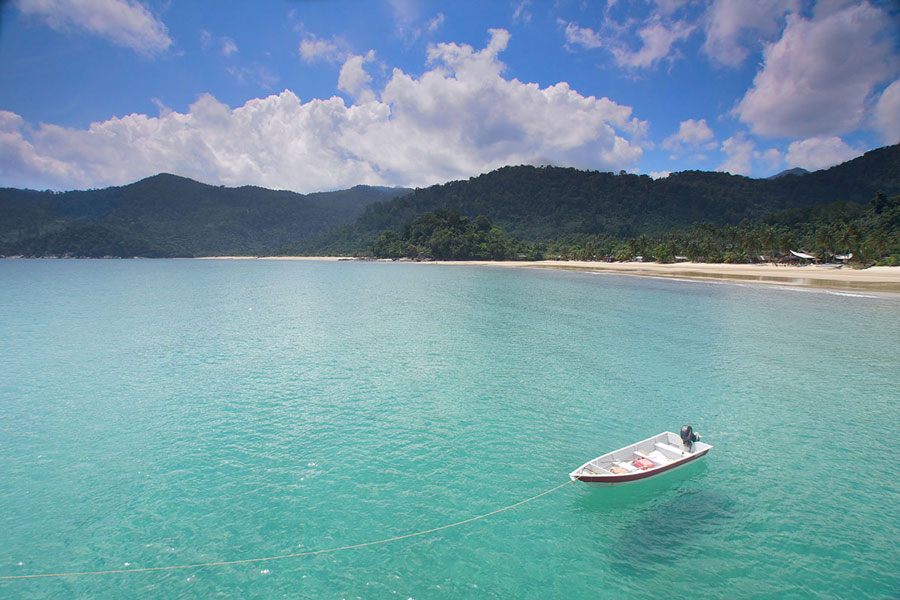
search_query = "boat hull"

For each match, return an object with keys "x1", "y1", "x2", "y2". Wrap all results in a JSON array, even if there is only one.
[{"x1": 574, "y1": 447, "x2": 709, "y2": 487}]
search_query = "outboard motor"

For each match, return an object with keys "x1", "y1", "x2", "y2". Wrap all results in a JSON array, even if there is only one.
[{"x1": 680, "y1": 425, "x2": 701, "y2": 450}]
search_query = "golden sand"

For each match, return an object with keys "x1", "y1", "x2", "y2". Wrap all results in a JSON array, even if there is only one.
[{"x1": 196, "y1": 257, "x2": 900, "y2": 293}]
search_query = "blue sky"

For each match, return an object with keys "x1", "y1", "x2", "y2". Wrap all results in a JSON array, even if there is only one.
[{"x1": 1, "y1": 0, "x2": 898, "y2": 193}]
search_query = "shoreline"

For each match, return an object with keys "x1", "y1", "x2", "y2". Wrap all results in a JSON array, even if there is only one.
[{"x1": 198, "y1": 256, "x2": 900, "y2": 293}]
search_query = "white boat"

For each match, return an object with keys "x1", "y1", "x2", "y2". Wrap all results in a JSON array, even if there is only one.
[{"x1": 569, "y1": 426, "x2": 712, "y2": 487}]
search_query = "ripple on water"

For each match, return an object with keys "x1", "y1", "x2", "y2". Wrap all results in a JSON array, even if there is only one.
[{"x1": 0, "y1": 259, "x2": 898, "y2": 598}]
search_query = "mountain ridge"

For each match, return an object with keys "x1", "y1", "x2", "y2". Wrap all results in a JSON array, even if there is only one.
[
  {"x1": 2, "y1": 144, "x2": 898, "y2": 257},
  {"x1": 289, "y1": 144, "x2": 899, "y2": 254},
  {"x1": 0, "y1": 174, "x2": 412, "y2": 257}
]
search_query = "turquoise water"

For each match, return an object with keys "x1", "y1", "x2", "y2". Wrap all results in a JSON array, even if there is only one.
[{"x1": 1, "y1": 259, "x2": 898, "y2": 599}]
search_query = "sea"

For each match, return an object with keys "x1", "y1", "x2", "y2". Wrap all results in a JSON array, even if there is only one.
[{"x1": 1, "y1": 259, "x2": 898, "y2": 599}]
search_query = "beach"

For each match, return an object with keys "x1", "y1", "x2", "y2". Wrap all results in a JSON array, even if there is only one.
[
  {"x1": 202, "y1": 257, "x2": 900, "y2": 293},
  {"x1": 433, "y1": 260, "x2": 900, "y2": 293}
]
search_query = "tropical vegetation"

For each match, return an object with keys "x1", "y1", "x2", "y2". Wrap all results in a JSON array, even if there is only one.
[{"x1": 2, "y1": 144, "x2": 898, "y2": 264}]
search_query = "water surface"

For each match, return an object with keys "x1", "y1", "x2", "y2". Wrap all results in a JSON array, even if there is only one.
[{"x1": 1, "y1": 259, "x2": 898, "y2": 598}]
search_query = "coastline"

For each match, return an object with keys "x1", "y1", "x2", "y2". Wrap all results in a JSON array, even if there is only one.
[{"x1": 197, "y1": 256, "x2": 900, "y2": 293}]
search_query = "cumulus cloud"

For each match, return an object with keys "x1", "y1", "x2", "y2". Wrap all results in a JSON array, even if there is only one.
[
  {"x1": 758, "y1": 147, "x2": 783, "y2": 171},
  {"x1": 0, "y1": 111, "x2": 79, "y2": 187},
  {"x1": 662, "y1": 118, "x2": 715, "y2": 151},
  {"x1": 14, "y1": 0, "x2": 172, "y2": 56},
  {"x1": 717, "y1": 134, "x2": 755, "y2": 175},
  {"x1": 702, "y1": 0, "x2": 799, "y2": 67},
  {"x1": 785, "y1": 136, "x2": 862, "y2": 171},
  {"x1": 734, "y1": 3, "x2": 897, "y2": 138},
  {"x1": 0, "y1": 29, "x2": 647, "y2": 193},
  {"x1": 338, "y1": 51, "x2": 376, "y2": 102},
  {"x1": 873, "y1": 79, "x2": 900, "y2": 144},
  {"x1": 717, "y1": 134, "x2": 790, "y2": 176}
]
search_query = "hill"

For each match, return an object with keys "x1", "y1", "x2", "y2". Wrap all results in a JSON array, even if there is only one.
[
  {"x1": 768, "y1": 167, "x2": 810, "y2": 179},
  {"x1": 288, "y1": 144, "x2": 899, "y2": 255},
  {"x1": 0, "y1": 174, "x2": 410, "y2": 257}
]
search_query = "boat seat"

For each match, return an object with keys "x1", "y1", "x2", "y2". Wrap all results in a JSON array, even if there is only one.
[
  {"x1": 647, "y1": 450, "x2": 671, "y2": 465},
  {"x1": 655, "y1": 442, "x2": 684, "y2": 459},
  {"x1": 614, "y1": 461, "x2": 637, "y2": 472},
  {"x1": 582, "y1": 465, "x2": 609, "y2": 475}
]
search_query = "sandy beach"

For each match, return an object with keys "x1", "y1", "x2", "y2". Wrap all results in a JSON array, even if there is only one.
[
  {"x1": 432, "y1": 260, "x2": 900, "y2": 292},
  {"x1": 199, "y1": 256, "x2": 900, "y2": 293}
]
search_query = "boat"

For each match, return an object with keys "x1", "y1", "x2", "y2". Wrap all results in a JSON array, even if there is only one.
[{"x1": 569, "y1": 426, "x2": 712, "y2": 487}]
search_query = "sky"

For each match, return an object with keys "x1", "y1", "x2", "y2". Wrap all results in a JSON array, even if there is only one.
[{"x1": 0, "y1": 0, "x2": 898, "y2": 194}]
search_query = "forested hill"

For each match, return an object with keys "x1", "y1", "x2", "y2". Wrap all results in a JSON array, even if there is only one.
[
  {"x1": 0, "y1": 174, "x2": 410, "y2": 257},
  {"x1": 292, "y1": 143, "x2": 899, "y2": 254},
  {"x1": 3, "y1": 144, "x2": 898, "y2": 258}
]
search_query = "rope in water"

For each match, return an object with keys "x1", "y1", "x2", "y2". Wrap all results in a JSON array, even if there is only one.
[{"x1": 0, "y1": 479, "x2": 574, "y2": 581}]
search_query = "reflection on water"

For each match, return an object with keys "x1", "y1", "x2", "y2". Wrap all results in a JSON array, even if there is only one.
[
  {"x1": 610, "y1": 486, "x2": 736, "y2": 573},
  {"x1": 572, "y1": 459, "x2": 710, "y2": 514}
]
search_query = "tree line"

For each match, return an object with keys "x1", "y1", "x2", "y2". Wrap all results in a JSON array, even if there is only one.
[{"x1": 372, "y1": 192, "x2": 900, "y2": 266}]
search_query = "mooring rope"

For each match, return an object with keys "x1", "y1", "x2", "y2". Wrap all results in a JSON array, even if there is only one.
[{"x1": 1, "y1": 479, "x2": 574, "y2": 581}]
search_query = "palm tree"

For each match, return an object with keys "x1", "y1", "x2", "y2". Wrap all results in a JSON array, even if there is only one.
[
  {"x1": 815, "y1": 224, "x2": 837, "y2": 262},
  {"x1": 868, "y1": 229, "x2": 888, "y2": 262}
]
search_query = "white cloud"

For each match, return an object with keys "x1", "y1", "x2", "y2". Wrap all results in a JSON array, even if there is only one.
[
  {"x1": 873, "y1": 79, "x2": 900, "y2": 145},
  {"x1": 0, "y1": 111, "x2": 79, "y2": 188},
  {"x1": 562, "y1": 21, "x2": 603, "y2": 50},
  {"x1": 649, "y1": 170, "x2": 671, "y2": 179},
  {"x1": 702, "y1": 0, "x2": 799, "y2": 67},
  {"x1": 758, "y1": 147, "x2": 783, "y2": 171},
  {"x1": 717, "y1": 137, "x2": 790, "y2": 177},
  {"x1": 338, "y1": 51, "x2": 376, "y2": 102},
  {"x1": 0, "y1": 29, "x2": 647, "y2": 193},
  {"x1": 14, "y1": 0, "x2": 172, "y2": 56},
  {"x1": 299, "y1": 35, "x2": 345, "y2": 63},
  {"x1": 717, "y1": 135, "x2": 754, "y2": 175},
  {"x1": 611, "y1": 18, "x2": 694, "y2": 69},
  {"x1": 785, "y1": 136, "x2": 862, "y2": 171},
  {"x1": 734, "y1": 3, "x2": 897, "y2": 138},
  {"x1": 662, "y1": 118, "x2": 714, "y2": 151},
  {"x1": 562, "y1": 15, "x2": 693, "y2": 69}
]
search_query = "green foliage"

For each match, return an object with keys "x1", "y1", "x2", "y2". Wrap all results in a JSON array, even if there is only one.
[
  {"x1": 652, "y1": 243, "x2": 675, "y2": 263},
  {"x1": 9, "y1": 223, "x2": 174, "y2": 257},
  {"x1": 371, "y1": 209, "x2": 533, "y2": 260},
  {"x1": 3, "y1": 144, "x2": 899, "y2": 262},
  {"x1": 304, "y1": 144, "x2": 900, "y2": 255},
  {"x1": 536, "y1": 192, "x2": 900, "y2": 265},
  {"x1": 1, "y1": 174, "x2": 410, "y2": 257}
]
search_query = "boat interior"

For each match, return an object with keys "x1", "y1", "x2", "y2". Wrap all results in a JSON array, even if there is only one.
[{"x1": 576, "y1": 432, "x2": 698, "y2": 476}]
